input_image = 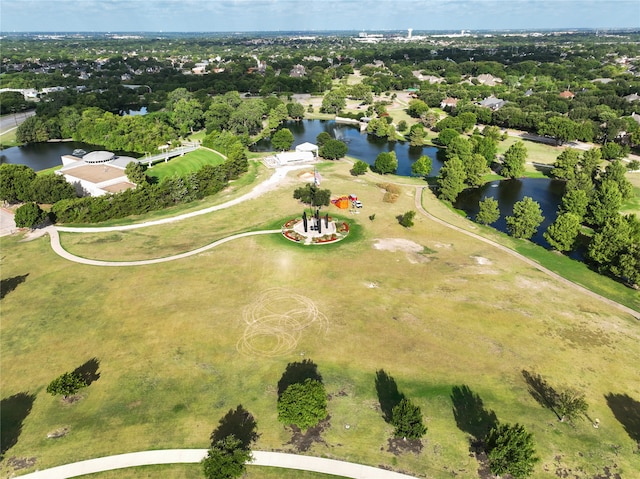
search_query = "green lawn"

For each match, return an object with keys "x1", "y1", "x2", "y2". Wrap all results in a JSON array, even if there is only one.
[
  {"x1": 2, "y1": 160, "x2": 639, "y2": 479},
  {"x1": 74, "y1": 464, "x2": 348, "y2": 479},
  {"x1": 146, "y1": 148, "x2": 226, "y2": 182}
]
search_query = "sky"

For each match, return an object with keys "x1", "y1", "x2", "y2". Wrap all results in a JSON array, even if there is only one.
[{"x1": 1, "y1": 0, "x2": 639, "y2": 33}]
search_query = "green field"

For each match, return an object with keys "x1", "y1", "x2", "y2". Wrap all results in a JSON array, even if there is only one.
[
  {"x1": 1, "y1": 160, "x2": 639, "y2": 479},
  {"x1": 146, "y1": 148, "x2": 226, "y2": 182},
  {"x1": 74, "y1": 464, "x2": 347, "y2": 479}
]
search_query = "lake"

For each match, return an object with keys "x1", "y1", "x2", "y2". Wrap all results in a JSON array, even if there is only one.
[
  {"x1": 252, "y1": 119, "x2": 446, "y2": 177},
  {"x1": 0, "y1": 141, "x2": 139, "y2": 171},
  {"x1": 2, "y1": 119, "x2": 564, "y2": 251}
]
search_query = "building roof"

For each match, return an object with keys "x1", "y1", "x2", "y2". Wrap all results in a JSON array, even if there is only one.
[
  {"x1": 624, "y1": 93, "x2": 640, "y2": 102},
  {"x1": 83, "y1": 151, "x2": 115, "y2": 163},
  {"x1": 559, "y1": 90, "x2": 575, "y2": 99}
]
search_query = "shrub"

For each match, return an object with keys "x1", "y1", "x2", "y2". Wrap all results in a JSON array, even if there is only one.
[{"x1": 14, "y1": 202, "x2": 46, "y2": 228}]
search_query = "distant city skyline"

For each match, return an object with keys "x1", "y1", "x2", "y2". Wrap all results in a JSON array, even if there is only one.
[{"x1": 1, "y1": 0, "x2": 639, "y2": 33}]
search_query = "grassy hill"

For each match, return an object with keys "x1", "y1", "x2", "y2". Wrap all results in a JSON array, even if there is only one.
[{"x1": 1, "y1": 160, "x2": 639, "y2": 479}]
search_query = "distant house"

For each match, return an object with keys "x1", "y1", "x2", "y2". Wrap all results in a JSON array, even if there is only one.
[
  {"x1": 624, "y1": 93, "x2": 640, "y2": 103},
  {"x1": 559, "y1": 90, "x2": 575, "y2": 99},
  {"x1": 631, "y1": 112, "x2": 640, "y2": 125},
  {"x1": 478, "y1": 95, "x2": 506, "y2": 111},
  {"x1": 440, "y1": 97, "x2": 459, "y2": 109},
  {"x1": 476, "y1": 74, "x2": 502, "y2": 86},
  {"x1": 524, "y1": 89, "x2": 534, "y2": 97},
  {"x1": 412, "y1": 71, "x2": 444, "y2": 84},
  {"x1": 289, "y1": 64, "x2": 306, "y2": 77}
]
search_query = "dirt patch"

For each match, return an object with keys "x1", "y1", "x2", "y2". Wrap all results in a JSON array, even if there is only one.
[
  {"x1": 472, "y1": 255, "x2": 492, "y2": 265},
  {"x1": 5, "y1": 456, "x2": 36, "y2": 471},
  {"x1": 47, "y1": 427, "x2": 69, "y2": 439},
  {"x1": 62, "y1": 394, "x2": 83, "y2": 404},
  {"x1": 373, "y1": 238, "x2": 423, "y2": 253},
  {"x1": 286, "y1": 416, "x2": 330, "y2": 452},
  {"x1": 387, "y1": 437, "x2": 423, "y2": 455},
  {"x1": 297, "y1": 171, "x2": 315, "y2": 182}
]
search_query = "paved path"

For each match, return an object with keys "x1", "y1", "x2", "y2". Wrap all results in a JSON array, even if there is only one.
[
  {"x1": 48, "y1": 227, "x2": 281, "y2": 266},
  {"x1": 56, "y1": 164, "x2": 308, "y2": 233},
  {"x1": 15, "y1": 449, "x2": 420, "y2": 479},
  {"x1": 413, "y1": 186, "x2": 639, "y2": 318}
]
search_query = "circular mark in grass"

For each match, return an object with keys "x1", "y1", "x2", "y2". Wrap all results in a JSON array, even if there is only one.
[{"x1": 237, "y1": 288, "x2": 328, "y2": 357}]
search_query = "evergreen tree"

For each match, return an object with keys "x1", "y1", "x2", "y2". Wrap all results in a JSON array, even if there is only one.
[
  {"x1": 476, "y1": 197, "x2": 500, "y2": 225},
  {"x1": 501, "y1": 141, "x2": 527, "y2": 179},
  {"x1": 277, "y1": 379, "x2": 327, "y2": 430},
  {"x1": 506, "y1": 197, "x2": 544, "y2": 239},
  {"x1": 600, "y1": 160, "x2": 633, "y2": 200},
  {"x1": 550, "y1": 149, "x2": 580, "y2": 180},
  {"x1": 437, "y1": 156, "x2": 466, "y2": 202},
  {"x1": 485, "y1": 423, "x2": 539, "y2": 478},
  {"x1": 464, "y1": 153, "x2": 487, "y2": 188},
  {"x1": 587, "y1": 179, "x2": 622, "y2": 229},
  {"x1": 559, "y1": 188, "x2": 589, "y2": 220},
  {"x1": 391, "y1": 398, "x2": 427, "y2": 439},
  {"x1": 202, "y1": 435, "x2": 252, "y2": 479},
  {"x1": 544, "y1": 213, "x2": 581, "y2": 252}
]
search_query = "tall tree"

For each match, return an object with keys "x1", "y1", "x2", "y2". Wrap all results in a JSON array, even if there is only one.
[
  {"x1": 463, "y1": 153, "x2": 488, "y2": 188},
  {"x1": 485, "y1": 423, "x2": 539, "y2": 478},
  {"x1": 277, "y1": 378, "x2": 327, "y2": 430},
  {"x1": 411, "y1": 155, "x2": 432, "y2": 179},
  {"x1": 501, "y1": 141, "x2": 527, "y2": 179},
  {"x1": 373, "y1": 151, "x2": 398, "y2": 175},
  {"x1": 600, "y1": 160, "x2": 633, "y2": 200},
  {"x1": 587, "y1": 179, "x2": 622, "y2": 229},
  {"x1": 202, "y1": 435, "x2": 252, "y2": 479},
  {"x1": 476, "y1": 197, "x2": 500, "y2": 225},
  {"x1": 14, "y1": 202, "x2": 46, "y2": 228},
  {"x1": 0, "y1": 164, "x2": 36, "y2": 203},
  {"x1": 271, "y1": 128, "x2": 294, "y2": 151},
  {"x1": 319, "y1": 139, "x2": 348, "y2": 160},
  {"x1": 391, "y1": 398, "x2": 427, "y2": 439},
  {"x1": 506, "y1": 197, "x2": 544, "y2": 239},
  {"x1": 550, "y1": 149, "x2": 580, "y2": 180},
  {"x1": 437, "y1": 156, "x2": 466, "y2": 202},
  {"x1": 544, "y1": 213, "x2": 581, "y2": 252}
]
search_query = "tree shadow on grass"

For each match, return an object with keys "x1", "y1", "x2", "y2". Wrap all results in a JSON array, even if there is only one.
[
  {"x1": 605, "y1": 393, "x2": 640, "y2": 444},
  {"x1": 450, "y1": 385, "x2": 498, "y2": 443},
  {"x1": 210, "y1": 404, "x2": 259, "y2": 450},
  {"x1": 1, "y1": 392, "x2": 36, "y2": 459},
  {"x1": 72, "y1": 358, "x2": 101, "y2": 386},
  {"x1": 521, "y1": 369, "x2": 561, "y2": 420},
  {"x1": 277, "y1": 359, "x2": 322, "y2": 399},
  {"x1": 0, "y1": 274, "x2": 28, "y2": 300},
  {"x1": 375, "y1": 369, "x2": 405, "y2": 423}
]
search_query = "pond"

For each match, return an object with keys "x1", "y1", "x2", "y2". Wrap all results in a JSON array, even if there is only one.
[
  {"x1": 0, "y1": 141, "x2": 140, "y2": 171},
  {"x1": 455, "y1": 178, "x2": 572, "y2": 254},
  {"x1": 3, "y1": 119, "x2": 566, "y2": 253},
  {"x1": 252, "y1": 119, "x2": 446, "y2": 177}
]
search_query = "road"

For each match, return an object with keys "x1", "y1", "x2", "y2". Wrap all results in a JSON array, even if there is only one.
[
  {"x1": 15, "y1": 449, "x2": 420, "y2": 479},
  {"x1": 0, "y1": 110, "x2": 36, "y2": 135}
]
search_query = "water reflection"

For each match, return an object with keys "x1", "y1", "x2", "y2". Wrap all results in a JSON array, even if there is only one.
[
  {"x1": 455, "y1": 178, "x2": 566, "y2": 249},
  {"x1": 252, "y1": 119, "x2": 443, "y2": 177}
]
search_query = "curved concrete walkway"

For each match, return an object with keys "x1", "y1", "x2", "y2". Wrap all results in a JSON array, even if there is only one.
[
  {"x1": 56, "y1": 164, "x2": 308, "y2": 233},
  {"x1": 16, "y1": 449, "x2": 420, "y2": 479},
  {"x1": 48, "y1": 227, "x2": 281, "y2": 266},
  {"x1": 414, "y1": 186, "x2": 639, "y2": 319}
]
